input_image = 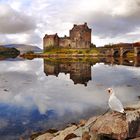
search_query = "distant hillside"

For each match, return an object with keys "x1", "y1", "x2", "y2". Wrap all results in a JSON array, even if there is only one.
[{"x1": 4, "y1": 44, "x2": 42, "y2": 54}]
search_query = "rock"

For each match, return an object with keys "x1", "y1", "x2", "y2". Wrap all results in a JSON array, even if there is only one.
[
  {"x1": 64, "y1": 133, "x2": 77, "y2": 140},
  {"x1": 31, "y1": 102, "x2": 140, "y2": 140},
  {"x1": 34, "y1": 133, "x2": 54, "y2": 140},
  {"x1": 78, "y1": 120, "x2": 87, "y2": 127},
  {"x1": 52, "y1": 125, "x2": 78, "y2": 140},
  {"x1": 70, "y1": 138, "x2": 81, "y2": 140},
  {"x1": 90, "y1": 105, "x2": 140, "y2": 140},
  {"x1": 130, "y1": 137, "x2": 140, "y2": 140},
  {"x1": 82, "y1": 132, "x2": 91, "y2": 140},
  {"x1": 31, "y1": 129, "x2": 58, "y2": 140}
]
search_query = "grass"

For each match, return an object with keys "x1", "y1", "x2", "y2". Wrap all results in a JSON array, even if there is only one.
[
  {"x1": 44, "y1": 57, "x2": 100, "y2": 64},
  {"x1": 44, "y1": 47, "x2": 99, "y2": 55}
]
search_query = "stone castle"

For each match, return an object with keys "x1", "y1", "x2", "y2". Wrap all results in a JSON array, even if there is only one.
[{"x1": 43, "y1": 23, "x2": 92, "y2": 51}]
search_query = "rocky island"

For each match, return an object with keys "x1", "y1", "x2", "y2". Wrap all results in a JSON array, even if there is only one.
[{"x1": 0, "y1": 46, "x2": 20, "y2": 58}]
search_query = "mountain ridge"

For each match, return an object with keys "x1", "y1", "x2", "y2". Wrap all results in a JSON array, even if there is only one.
[{"x1": 3, "y1": 44, "x2": 42, "y2": 54}]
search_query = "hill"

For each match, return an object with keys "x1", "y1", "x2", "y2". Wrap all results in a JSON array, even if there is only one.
[{"x1": 4, "y1": 44, "x2": 42, "y2": 54}]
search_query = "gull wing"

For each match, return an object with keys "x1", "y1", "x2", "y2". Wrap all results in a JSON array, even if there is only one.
[{"x1": 109, "y1": 95, "x2": 124, "y2": 112}]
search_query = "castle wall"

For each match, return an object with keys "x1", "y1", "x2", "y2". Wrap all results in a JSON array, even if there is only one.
[
  {"x1": 59, "y1": 37, "x2": 71, "y2": 48},
  {"x1": 43, "y1": 34, "x2": 59, "y2": 51}
]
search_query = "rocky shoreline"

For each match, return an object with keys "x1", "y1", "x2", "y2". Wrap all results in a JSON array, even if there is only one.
[{"x1": 30, "y1": 102, "x2": 140, "y2": 140}]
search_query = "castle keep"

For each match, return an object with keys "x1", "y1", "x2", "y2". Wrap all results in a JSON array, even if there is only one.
[{"x1": 43, "y1": 23, "x2": 92, "y2": 51}]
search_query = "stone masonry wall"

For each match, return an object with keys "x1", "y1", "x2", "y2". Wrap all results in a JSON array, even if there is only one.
[{"x1": 59, "y1": 37, "x2": 71, "y2": 48}]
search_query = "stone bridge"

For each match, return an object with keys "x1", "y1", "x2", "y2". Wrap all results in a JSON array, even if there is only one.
[
  {"x1": 102, "y1": 45, "x2": 140, "y2": 57},
  {"x1": 103, "y1": 57, "x2": 140, "y2": 67}
]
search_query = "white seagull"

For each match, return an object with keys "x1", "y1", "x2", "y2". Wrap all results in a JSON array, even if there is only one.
[{"x1": 106, "y1": 88, "x2": 125, "y2": 114}]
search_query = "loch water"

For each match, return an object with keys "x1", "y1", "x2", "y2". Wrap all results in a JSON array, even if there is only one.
[{"x1": 0, "y1": 57, "x2": 140, "y2": 139}]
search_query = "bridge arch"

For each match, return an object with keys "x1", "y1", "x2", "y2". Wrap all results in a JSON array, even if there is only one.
[
  {"x1": 122, "y1": 50, "x2": 134, "y2": 57},
  {"x1": 113, "y1": 50, "x2": 120, "y2": 57},
  {"x1": 137, "y1": 51, "x2": 140, "y2": 56}
]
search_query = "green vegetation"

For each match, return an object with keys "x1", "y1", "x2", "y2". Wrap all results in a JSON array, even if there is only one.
[
  {"x1": 25, "y1": 51, "x2": 35, "y2": 54},
  {"x1": 44, "y1": 47, "x2": 99, "y2": 55},
  {"x1": 44, "y1": 57, "x2": 100, "y2": 64},
  {"x1": 0, "y1": 46, "x2": 20, "y2": 58}
]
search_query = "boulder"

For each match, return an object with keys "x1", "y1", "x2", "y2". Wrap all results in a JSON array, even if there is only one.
[
  {"x1": 34, "y1": 133, "x2": 54, "y2": 140},
  {"x1": 52, "y1": 125, "x2": 78, "y2": 140},
  {"x1": 90, "y1": 104, "x2": 140, "y2": 140}
]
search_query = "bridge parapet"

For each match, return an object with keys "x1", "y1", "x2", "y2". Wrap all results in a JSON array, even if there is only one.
[{"x1": 106, "y1": 46, "x2": 140, "y2": 57}]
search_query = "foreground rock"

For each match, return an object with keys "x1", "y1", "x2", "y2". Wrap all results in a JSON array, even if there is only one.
[{"x1": 31, "y1": 102, "x2": 140, "y2": 140}]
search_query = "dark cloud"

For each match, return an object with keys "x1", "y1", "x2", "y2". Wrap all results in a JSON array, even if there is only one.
[
  {"x1": 0, "y1": 4, "x2": 36, "y2": 34},
  {"x1": 74, "y1": 0, "x2": 140, "y2": 38},
  {"x1": 89, "y1": 12, "x2": 136, "y2": 38}
]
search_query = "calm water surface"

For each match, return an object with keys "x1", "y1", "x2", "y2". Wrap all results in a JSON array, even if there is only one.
[{"x1": 0, "y1": 57, "x2": 140, "y2": 139}]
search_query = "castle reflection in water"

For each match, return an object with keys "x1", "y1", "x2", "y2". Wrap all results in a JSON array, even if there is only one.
[
  {"x1": 44, "y1": 57, "x2": 140, "y2": 86},
  {"x1": 44, "y1": 59, "x2": 91, "y2": 86}
]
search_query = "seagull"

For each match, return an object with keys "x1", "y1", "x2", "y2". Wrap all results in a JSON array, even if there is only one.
[{"x1": 106, "y1": 88, "x2": 125, "y2": 114}]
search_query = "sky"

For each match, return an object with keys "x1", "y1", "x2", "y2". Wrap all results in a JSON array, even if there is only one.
[{"x1": 0, "y1": 0, "x2": 140, "y2": 48}]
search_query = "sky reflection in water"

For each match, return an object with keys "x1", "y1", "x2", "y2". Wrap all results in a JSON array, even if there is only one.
[{"x1": 0, "y1": 58, "x2": 140, "y2": 139}]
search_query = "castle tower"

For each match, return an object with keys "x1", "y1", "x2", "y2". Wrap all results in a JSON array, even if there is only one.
[
  {"x1": 70, "y1": 22, "x2": 92, "y2": 49},
  {"x1": 43, "y1": 33, "x2": 59, "y2": 51}
]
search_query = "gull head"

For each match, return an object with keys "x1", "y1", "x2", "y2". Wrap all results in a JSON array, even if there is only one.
[{"x1": 106, "y1": 88, "x2": 113, "y2": 95}]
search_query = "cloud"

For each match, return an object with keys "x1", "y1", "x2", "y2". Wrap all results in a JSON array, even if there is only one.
[
  {"x1": 72, "y1": 0, "x2": 140, "y2": 38},
  {"x1": 0, "y1": 4, "x2": 36, "y2": 34},
  {"x1": 0, "y1": 60, "x2": 140, "y2": 115},
  {"x1": 0, "y1": 0, "x2": 140, "y2": 47}
]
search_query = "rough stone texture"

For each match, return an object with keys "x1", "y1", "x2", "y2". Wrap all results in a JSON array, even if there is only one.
[
  {"x1": 70, "y1": 138, "x2": 81, "y2": 140},
  {"x1": 82, "y1": 132, "x2": 91, "y2": 140},
  {"x1": 70, "y1": 23, "x2": 91, "y2": 49},
  {"x1": 64, "y1": 133, "x2": 77, "y2": 140},
  {"x1": 59, "y1": 37, "x2": 71, "y2": 48},
  {"x1": 43, "y1": 33, "x2": 59, "y2": 51},
  {"x1": 34, "y1": 133, "x2": 54, "y2": 140},
  {"x1": 52, "y1": 125, "x2": 78, "y2": 140},
  {"x1": 130, "y1": 137, "x2": 140, "y2": 140},
  {"x1": 90, "y1": 104, "x2": 140, "y2": 140}
]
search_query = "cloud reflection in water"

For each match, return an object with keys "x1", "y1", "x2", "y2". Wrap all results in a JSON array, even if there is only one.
[{"x1": 0, "y1": 58, "x2": 140, "y2": 139}]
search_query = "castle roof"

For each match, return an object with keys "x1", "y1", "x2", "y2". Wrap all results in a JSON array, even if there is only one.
[
  {"x1": 71, "y1": 22, "x2": 91, "y2": 31},
  {"x1": 133, "y1": 42, "x2": 140, "y2": 47},
  {"x1": 44, "y1": 33, "x2": 59, "y2": 39}
]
